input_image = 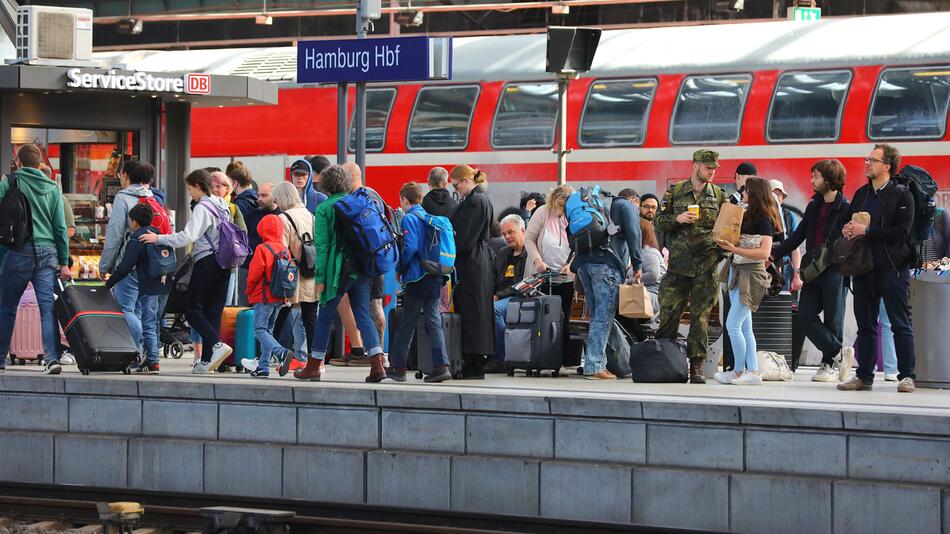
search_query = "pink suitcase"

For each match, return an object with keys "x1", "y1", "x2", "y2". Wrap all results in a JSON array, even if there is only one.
[{"x1": 10, "y1": 284, "x2": 44, "y2": 365}]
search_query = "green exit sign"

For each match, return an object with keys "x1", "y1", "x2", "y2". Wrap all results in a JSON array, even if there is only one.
[{"x1": 789, "y1": 6, "x2": 821, "y2": 21}]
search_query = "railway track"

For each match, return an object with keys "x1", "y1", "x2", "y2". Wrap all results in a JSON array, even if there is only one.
[{"x1": 0, "y1": 482, "x2": 708, "y2": 534}]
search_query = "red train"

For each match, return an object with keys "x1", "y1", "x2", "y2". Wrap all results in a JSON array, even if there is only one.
[{"x1": 178, "y1": 12, "x2": 950, "y2": 212}]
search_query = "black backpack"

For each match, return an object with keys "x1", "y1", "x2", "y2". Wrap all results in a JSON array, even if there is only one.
[
  {"x1": 0, "y1": 175, "x2": 33, "y2": 248},
  {"x1": 894, "y1": 165, "x2": 937, "y2": 243}
]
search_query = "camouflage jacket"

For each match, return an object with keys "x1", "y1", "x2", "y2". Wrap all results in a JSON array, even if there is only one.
[{"x1": 655, "y1": 179, "x2": 727, "y2": 277}]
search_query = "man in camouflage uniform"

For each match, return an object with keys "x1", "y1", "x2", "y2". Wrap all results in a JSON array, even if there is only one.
[{"x1": 655, "y1": 150, "x2": 727, "y2": 383}]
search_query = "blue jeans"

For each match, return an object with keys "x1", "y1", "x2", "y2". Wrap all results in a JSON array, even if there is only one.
[
  {"x1": 493, "y1": 297, "x2": 511, "y2": 363},
  {"x1": 139, "y1": 294, "x2": 159, "y2": 364},
  {"x1": 253, "y1": 302, "x2": 287, "y2": 368},
  {"x1": 390, "y1": 275, "x2": 447, "y2": 370},
  {"x1": 311, "y1": 275, "x2": 382, "y2": 360},
  {"x1": 0, "y1": 245, "x2": 61, "y2": 364},
  {"x1": 577, "y1": 262, "x2": 622, "y2": 374},
  {"x1": 726, "y1": 282, "x2": 758, "y2": 373},
  {"x1": 879, "y1": 300, "x2": 897, "y2": 374},
  {"x1": 112, "y1": 272, "x2": 142, "y2": 349},
  {"x1": 290, "y1": 305, "x2": 309, "y2": 360}
]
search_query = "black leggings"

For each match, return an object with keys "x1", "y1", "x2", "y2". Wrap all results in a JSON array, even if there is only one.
[
  {"x1": 272, "y1": 301, "x2": 318, "y2": 352},
  {"x1": 186, "y1": 255, "x2": 230, "y2": 362}
]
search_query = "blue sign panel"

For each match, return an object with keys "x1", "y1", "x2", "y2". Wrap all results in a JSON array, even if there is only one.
[{"x1": 297, "y1": 35, "x2": 452, "y2": 83}]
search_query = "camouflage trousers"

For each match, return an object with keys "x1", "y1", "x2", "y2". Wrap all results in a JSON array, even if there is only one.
[{"x1": 656, "y1": 270, "x2": 720, "y2": 360}]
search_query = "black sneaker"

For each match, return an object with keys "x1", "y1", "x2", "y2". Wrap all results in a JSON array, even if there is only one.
[
  {"x1": 135, "y1": 362, "x2": 160, "y2": 374},
  {"x1": 424, "y1": 367, "x2": 453, "y2": 383},
  {"x1": 44, "y1": 361, "x2": 62, "y2": 375},
  {"x1": 278, "y1": 350, "x2": 294, "y2": 377},
  {"x1": 250, "y1": 368, "x2": 270, "y2": 378},
  {"x1": 386, "y1": 367, "x2": 407, "y2": 382}
]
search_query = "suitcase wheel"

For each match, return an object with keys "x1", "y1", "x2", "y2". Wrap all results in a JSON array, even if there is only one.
[
  {"x1": 122, "y1": 367, "x2": 131, "y2": 375},
  {"x1": 79, "y1": 367, "x2": 89, "y2": 376},
  {"x1": 415, "y1": 371, "x2": 424, "y2": 380},
  {"x1": 506, "y1": 369, "x2": 515, "y2": 377},
  {"x1": 453, "y1": 371, "x2": 463, "y2": 380},
  {"x1": 552, "y1": 369, "x2": 560, "y2": 378},
  {"x1": 576, "y1": 366, "x2": 584, "y2": 375}
]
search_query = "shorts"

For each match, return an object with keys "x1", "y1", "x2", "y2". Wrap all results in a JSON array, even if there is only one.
[{"x1": 370, "y1": 274, "x2": 384, "y2": 300}]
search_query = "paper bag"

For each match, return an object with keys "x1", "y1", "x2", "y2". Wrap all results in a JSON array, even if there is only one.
[
  {"x1": 712, "y1": 203, "x2": 745, "y2": 245},
  {"x1": 618, "y1": 283, "x2": 653, "y2": 319}
]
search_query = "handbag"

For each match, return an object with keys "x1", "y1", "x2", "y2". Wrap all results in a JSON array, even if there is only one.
[
  {"x1": 831, "y1": 236, "x2": 872, "y2": 277},
  {"x1": 800, "y1": 245, "x2": 831, "y2": 283},
  {"x1": 283, "y1": 213, "x2": 317, "y2": 279},
  {"x1": 618, "y1": 283, "x2": 653, "y2": 319},
  {"x1": 756, "y1": 351, "x2": 794, "y2": 381}
]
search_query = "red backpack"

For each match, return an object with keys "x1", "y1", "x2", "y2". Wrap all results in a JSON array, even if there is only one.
[{"x1": 138, "y1": 196, "x2": 172, "y2": 235}]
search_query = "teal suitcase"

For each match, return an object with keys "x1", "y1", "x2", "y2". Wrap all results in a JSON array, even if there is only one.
[{"x1": 235, "y1": 308, "x2": 257, "y2": 368}]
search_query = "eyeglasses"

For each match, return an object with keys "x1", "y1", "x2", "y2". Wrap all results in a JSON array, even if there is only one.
[{"x1": 864, "y1": 157, "x2": 885, "y2": 164}]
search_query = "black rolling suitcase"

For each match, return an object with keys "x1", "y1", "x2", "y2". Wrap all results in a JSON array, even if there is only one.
[
  {"x1": 55, "y1": 282, "x2": 139, "y2": 375},
  {"x1": 504, "y1": 295, "x2": 563, "y2": 376},
  {"x1": 387, "y1": 305, "x2": 419, "y2": 370},
  {"x1": 415, "y1": 312, "x2": 463, "y2": 379}
]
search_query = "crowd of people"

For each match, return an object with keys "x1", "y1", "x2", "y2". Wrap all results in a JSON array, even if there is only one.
[{"x1": 0, "y1": 142, "x2": 945, "y2": 393}]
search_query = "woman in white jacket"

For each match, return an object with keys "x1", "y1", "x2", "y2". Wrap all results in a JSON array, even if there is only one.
[{"x1": 141, "y1": 169, "x2": 234, "y2": 374}]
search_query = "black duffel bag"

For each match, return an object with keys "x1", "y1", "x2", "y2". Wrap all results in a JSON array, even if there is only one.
[{"x1": 630, "y1": 338, "x2": 689, "y2": 383}]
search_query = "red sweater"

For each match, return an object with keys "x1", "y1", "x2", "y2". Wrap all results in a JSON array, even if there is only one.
[{"x1": 246, "y1": 214, "x2": 289, "y2": 304}]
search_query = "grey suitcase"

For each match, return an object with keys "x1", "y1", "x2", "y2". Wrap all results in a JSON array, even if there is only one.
[{"x1": 504, "y1": 295, "x2": 563, "y2": 377}]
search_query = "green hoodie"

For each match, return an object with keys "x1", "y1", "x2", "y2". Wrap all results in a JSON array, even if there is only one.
[{"x1": 0, "y1": 168, "x2": 69, "y2": 265}]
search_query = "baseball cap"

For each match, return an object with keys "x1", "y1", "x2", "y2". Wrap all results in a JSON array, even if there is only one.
[
  {"x1": 769, "y1": 179, "x2": 788, "y2": 198},
  {"x1": 692, "y1": 149, "x2": 720, "y2": 168},
  {"x1": 640, "y1": 193, "x2": 659, "y2": 204},
  {"x1": 735, "y1": 162, "x2": 757, "y2": 176},
  {"x1": 290, "y1": 159, "x2": 311, "y2": 176}
]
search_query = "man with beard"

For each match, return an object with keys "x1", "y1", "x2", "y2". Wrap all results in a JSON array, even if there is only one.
[
  {"x1": 639, "y1": 193, "x2": 661, "y2": 249},
  {"x1": 771, "y1": 160, "x2": 852, "y2": 383},
  {"x1": 655, "y1": 150, "x2": 727, "y2": 383}
]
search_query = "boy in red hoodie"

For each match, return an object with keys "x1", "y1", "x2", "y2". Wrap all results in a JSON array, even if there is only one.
[{"x1": 243, "y1": 214, "x2": 293, "y2": 378}]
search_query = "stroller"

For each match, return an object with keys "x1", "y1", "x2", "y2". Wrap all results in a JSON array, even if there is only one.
[{"x1": 159, "y1": 281, "x2": 192, "y2": 360}]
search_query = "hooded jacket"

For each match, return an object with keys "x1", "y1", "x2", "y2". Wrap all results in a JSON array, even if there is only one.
[
  {"x1": 293, "y1": 159, "x2": 328, "y2": 213},
  {"x1": 421, "y1": 188, "x2": 458, "y2": 218},
  {"x1": 100, "y1": 183, "x2": 155, "y2": 273},
  {"x1": 246, "y1": 214, "x2": 291, "y2": 305},
  {"x1": 280, "y1": 205, "x2": 316, "y2": 303},
  {"x1": 105, "y1": 225, "x2": 169, "y2": 295},
  {"x1": 0, "y1": 168, "x2": 70, "y2": 265},
  {"x1": 158, "y1": 195, "x2": 232, "y2": 263}
]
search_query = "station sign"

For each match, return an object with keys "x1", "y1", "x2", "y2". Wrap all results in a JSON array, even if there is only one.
[
  {"x1": 66, "y1": 68, "x2": 212, "y2": 95},
  {"x1": 296, "y1": 35, "x2": 452, "y2": 83},
  {"x1": 788, "y1": 6, "x2": 821, "y2": 21}
]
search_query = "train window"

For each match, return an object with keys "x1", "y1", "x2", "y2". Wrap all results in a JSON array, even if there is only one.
[
  {"x1": 348, "y1": 88, "x2": 396, "y2": 152},
  {"x1": 768, "y1": 71, "x2": 852, "y2": 142},
  {"x1": 579, "y1": 79, "x2": 657, "y2": 147},
  {"x1": 491, "y1": 82, "x2": 559, "y2": 148},
  {"x1": 407, "y1": 85, "x2": 480, "y2": 150},
  {"x1": 869, "y1": 67, "x2": 950, "y2": 139},
  {"x1": 670, "y1": 75, "x2": 752, "y2": 144}
]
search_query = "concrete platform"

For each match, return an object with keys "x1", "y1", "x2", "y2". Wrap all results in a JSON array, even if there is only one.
[{"x1": 1, "y1": 354, "x2": 948, "y2": 533}]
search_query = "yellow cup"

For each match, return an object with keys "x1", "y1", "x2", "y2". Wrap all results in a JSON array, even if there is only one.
[{"x1": 687, "y1": 204, "x2": 700, "y2": 218}]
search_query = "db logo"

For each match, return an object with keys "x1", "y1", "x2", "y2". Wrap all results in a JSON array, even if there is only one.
[{"x1": 185, "y1": 73, "x2": 211, "y2": 95}]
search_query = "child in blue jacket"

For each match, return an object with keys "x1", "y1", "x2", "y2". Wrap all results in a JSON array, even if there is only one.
[
  {"x1": 384, "y1": 182, "x2": 451, "y2": 383},
  {"x1": 106, "y1": 203, "x2": 170, "y2": 374}
]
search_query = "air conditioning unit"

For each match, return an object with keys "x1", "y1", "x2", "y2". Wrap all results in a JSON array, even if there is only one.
[{"x1": 13, "y1": 6, "x2": 96, "y2": 66}]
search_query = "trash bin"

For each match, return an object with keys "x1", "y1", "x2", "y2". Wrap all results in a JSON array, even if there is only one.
[{"x1": 910, "y1": 270, "x2": 950, "y2": 389}]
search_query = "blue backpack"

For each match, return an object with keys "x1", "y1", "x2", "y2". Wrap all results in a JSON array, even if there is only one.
[
  {"x1": 565, "y1": 185, "x2": 617, "y2": 254},
  {"x1": 263, "y1": 243, "x2": 298, "y2": 299},
  {"x1": 412, "y1": 211, "x2": 455, "y2": 275},
  {"x1": 333, "y1": 188, "x2": 399, "y2": 276},
  {"x1": 199, "y1": 200, "x2": 251, "y2": 270},
  {"x1": 146, "y1": 243, "x2": 178, "y2": 279}
]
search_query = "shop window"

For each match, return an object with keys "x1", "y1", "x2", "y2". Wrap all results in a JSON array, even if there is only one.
[
  {"x1": 670, "y1": 75, "x2": 752, "y2": 144},
  {"x1": 491, "y1": 82, "x2": 559, "y2": 148},
  {"x1": 348, "y1": 88, "x2": 396, "y2": 152},
  {"x1": 869, "y1": 67, "x2": 950, "y2": 139},
  {"x1": 768, "y1": 71, "x2": 852, "y2": 142},
  {"x1": 407, "y1": 85, "x2": 479, "y2": 150},
  {"x1": 579, "y1": 79, "x2": 656, "y2": 147}
]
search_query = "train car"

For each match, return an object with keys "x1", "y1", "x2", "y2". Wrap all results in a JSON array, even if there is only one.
[{"x1": 108, "y1": 12, "x2": 950, "y2": 212}]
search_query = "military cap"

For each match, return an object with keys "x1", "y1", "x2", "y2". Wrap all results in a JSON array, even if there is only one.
[{"x1": 692, "y1": 149, "x2": 720, "y2": 168}]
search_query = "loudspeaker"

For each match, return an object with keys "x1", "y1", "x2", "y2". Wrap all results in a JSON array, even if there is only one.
[{"x1": 546, "y1": 26, "x2": 602, "y2": 74}]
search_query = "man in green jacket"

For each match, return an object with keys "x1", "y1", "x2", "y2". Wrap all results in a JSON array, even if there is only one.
[{"x1": 0, "y1": 144, "x2": 72, "y2": 374}]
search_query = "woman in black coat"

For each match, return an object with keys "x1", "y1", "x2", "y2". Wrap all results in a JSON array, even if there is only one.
[{"x1": 450, "y1": 164, "x2": 495, "y2": 379}]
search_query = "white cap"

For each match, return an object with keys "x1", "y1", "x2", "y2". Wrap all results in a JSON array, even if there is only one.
[{"x1": 769, "y1": 179, "x2": 788, "y2": 198}]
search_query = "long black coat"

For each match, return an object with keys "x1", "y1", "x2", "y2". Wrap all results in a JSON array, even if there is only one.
[{"x1": 451, "y1": 187, "x2": 495, "y2": 356}]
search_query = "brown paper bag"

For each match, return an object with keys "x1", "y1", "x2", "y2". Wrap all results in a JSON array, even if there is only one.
[
  {"x1": 712, "y1": 203, "x2": 745, "y2": 245},
  {"x1": 618, "y1": 283, "x2": 653, "y2": 319}
]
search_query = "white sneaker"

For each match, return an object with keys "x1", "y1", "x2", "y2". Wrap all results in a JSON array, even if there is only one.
[
  {"x1": 208, "y1": 342, "x2": 233, "y2": 371},
  {"x1": 884, "y1": 373, "x2": 898, "y2": 382},
  {"x1": 241, "y1": 358, "x2": 259, "y2": 373},
  {"x1": 192, "y1": 361, "x2": 214, "y2": 374},
  {"x1": 732, "y1": 372, "x2": 763, "y2": 385},
  {"x1": 714, "y1": 371, "x2": 737, "y2": 384},
  {"x1": 812, "y1": 364, "x2": 836, "y2": 382},
  {"x1": 837, "y1": 347, "x2": 855, "y2": 382},
  {"x1": 60, "y1": 353, "x2": 76, "y2": 365}
]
